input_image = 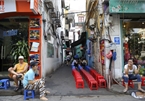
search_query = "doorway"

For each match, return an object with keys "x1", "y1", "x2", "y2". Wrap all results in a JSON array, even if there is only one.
[{"x1": 0, "y1": 16, "x2": 29, "y2": 72}]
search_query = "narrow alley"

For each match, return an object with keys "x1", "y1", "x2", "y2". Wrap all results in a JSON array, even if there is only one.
[{"x1": 45, "y1": 65, "x2": 113, "y2": 96}]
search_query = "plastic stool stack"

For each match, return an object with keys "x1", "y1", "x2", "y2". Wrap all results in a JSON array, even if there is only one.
[
  {"x1": 72, "y1": 68, "x2": 84, "y2": 89},
  {"x1": 24, "y1": 89, "x2": 35, "y2": 100},
  {"x1": 90, "y1": 68, "x2": 107, "y2": 88},
  {"x1": 0, "y1": 79, "x2": 10, "y2": 89},
  {"x1": 80, "y1": 68, "x2": 98, "y2": 90}
]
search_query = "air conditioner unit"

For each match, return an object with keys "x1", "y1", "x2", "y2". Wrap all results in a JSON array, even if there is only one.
[
  {"x1": 108, "y1": 15, "x2": 113, "y2": 24},
  {"x1": 105, "y1": 14, "x2": 113, "y2": 25},
  {"x1": 104, "y1": 17, "x2": 109, "y2": 27},
  {"x1": 98, "y1": 5, "x2": 103, "y2": 15},
  {"x1": 89, "y1": 18, "x2": 95, "y2": 26}
]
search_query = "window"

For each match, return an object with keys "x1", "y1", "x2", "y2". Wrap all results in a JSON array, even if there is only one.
[
  {"x1": 47, "y1": 42, "x2": 54, "y2": 58},
  {"x1": 78, "y1": 16, "x2": 84, "y2": 22},
  {"x1": 47, "y1": 33, "x2": 51, "y2": 40}
]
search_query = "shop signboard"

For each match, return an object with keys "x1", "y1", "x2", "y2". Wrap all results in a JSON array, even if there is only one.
[
  {"x1": 30, "y1": 0, "x2": 38, "y2": 14},
  {"x1": 0, "y1": 0, "x2": 16, "y2": 13},
  {"x1": 3, "y1": 30, "x2": 18, "y2": 37},
  {"x1": 109, "y1": 0, "x2": 145, "y2": 13}
]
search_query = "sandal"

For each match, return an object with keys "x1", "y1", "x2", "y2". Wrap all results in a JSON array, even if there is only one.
[
  {"x1": 45, "y1": 91, "x2": 50, "y2": 95},
  {"x1": 123, "y1": 88, "x2": 128, "y2": 93},
  {"x1": 14, "y1": 87, "x2": 20, "y2": 92},
  {"x1": 138, "y1": 89, "x2": 145, "y2": 93}
]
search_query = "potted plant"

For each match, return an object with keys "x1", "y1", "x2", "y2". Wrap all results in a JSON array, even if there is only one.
[
  {"x1": 10, "y1": 39, "x2": 29, "y2": 64},
  {"x1": 139, "y1": 67, "x2": 145, "y2": 76}
]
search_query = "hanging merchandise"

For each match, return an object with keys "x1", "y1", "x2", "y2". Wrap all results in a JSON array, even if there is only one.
[
  {"x1": 112, "y1": 51, "x2": 117, "y2": 61},
  {"x1": 100, "y1": 40, "x2": 105, "y2": 64},
  {"x1": 87, "y1": 50, "x2": 91, "y2": 57},
  {"x1": 124, "y1": 40, "x2": 130, "y2": 62},
  {"x1": 106, "y1": 51, "x2": 113, "y2": 59}
]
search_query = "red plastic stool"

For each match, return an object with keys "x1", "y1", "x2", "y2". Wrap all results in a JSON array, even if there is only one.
[
  {"x1": 89, "y1": 80, "x2": 98, "y2": 90},
  {"x1": 98, "y1": 79, "x2": 106, "y2": 88},
  {"x1": 76, "y1": 79, "x2": 84, "y2": 89},
  {"x1": 97, "y1": 75, "x2": 104, "y2": 83},
  {"x1": 141, "y1": 77, "x2": 145, "y2": 86},
  {"x1": 122, "y1": 80, "x2": 134, "y2": 88}
]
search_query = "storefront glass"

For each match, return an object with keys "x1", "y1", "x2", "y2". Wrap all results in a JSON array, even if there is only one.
[
  {"x1": 122, "y1": 21, "x2": 145, "y2": 75},
  {"x1": 0, "y1": 16, "x2": 29, "y2": 71}
]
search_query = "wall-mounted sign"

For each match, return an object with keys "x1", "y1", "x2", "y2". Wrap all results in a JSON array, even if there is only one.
[
  {"x1": 0, "y1": 0, "x2": 16, "y2": 13},
  {"x1": 30, "y1": 0, "x2": 38, "y2": 14},
  {"x1": 114, "y1": 36, "x2": 120, "y2": 45},
  {"x1": 109, "y1": 0, "x2": 145, "y2": 13}
]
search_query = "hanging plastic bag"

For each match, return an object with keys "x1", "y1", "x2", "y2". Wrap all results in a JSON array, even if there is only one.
[{"x1": 106, "y1": 51, "x2": 112, "y2": 59}]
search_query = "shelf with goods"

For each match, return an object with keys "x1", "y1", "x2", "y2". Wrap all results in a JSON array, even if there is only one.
[{"x1": 28, "y1": 16, "x2": 42, "y2": 79}]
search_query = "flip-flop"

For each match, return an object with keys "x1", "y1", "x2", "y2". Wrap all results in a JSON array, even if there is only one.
[
  {"x1": 123, "y1": 88, "x2": 128, "y2": 93},
  {"x1": 14, "y1": 87, "x2": 20, "y2": 92}
]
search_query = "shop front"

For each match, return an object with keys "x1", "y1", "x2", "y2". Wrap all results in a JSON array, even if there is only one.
[
  {"x1": 109, "y1": 0, "x2": 145, "y2": 78},
  {"x1": 0, "y1": 0, "x2": 42, "y2": 78}
]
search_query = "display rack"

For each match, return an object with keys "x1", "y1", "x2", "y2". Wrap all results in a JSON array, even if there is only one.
[{"x1": 28, "y1": 16, "x2": 41, "y2": 79}]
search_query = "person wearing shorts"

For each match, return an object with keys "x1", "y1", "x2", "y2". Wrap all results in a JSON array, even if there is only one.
[{"x1": 8, "y1": 56, "x2": 28, "y2": 91}]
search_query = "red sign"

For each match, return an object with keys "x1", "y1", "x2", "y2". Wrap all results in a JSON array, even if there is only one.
[
  {"x1": 0, "y1": 0, "x2": 4, "y2": 12},
  {"x1": 30, "y1": 0, "x2": 38, "y2": 14}
]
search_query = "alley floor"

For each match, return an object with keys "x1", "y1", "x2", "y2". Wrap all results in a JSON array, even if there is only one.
[
  {"x1": 0, "y1": 95, "x2": 139, "y2": 101},
  {"x1": 45, "y1": 64, "x2": 114, "y2": 96},
  {"x1": 0, "y1": 64, "x2": 143, "y2": 100}
]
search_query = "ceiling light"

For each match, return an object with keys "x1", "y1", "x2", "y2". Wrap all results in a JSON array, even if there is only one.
[{"x1": 123, "y1": 25, "x2": 126, "y2": 27}]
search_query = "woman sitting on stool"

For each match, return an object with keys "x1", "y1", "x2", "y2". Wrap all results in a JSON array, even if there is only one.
[{"x1": 122, "y1": 58, "x2": 145, "y2": 93}]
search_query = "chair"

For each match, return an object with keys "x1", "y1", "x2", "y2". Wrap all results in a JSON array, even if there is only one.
[
  {"x1": 76, "y1": 79, "x2": 84, "y2": 88},
  {"x1": 89, "y1": 80, "x2": 98, "y2": 90},
  {"x1": 141, "y1": 77, "x2": 145, "y2": 86},
  {"x1": 122, "y1": 80, "x2": 134, "y2": 88},
  {"x1": 0, "y1": 79, "x2": 10, "y2": 89},
  {"x1": 24, "y1": 89, "x2": 35, "y2": 100},
  {"x1": 98, "y1": 79, "x2": 107, "y2": 88}
]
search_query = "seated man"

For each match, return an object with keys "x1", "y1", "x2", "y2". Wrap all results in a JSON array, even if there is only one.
[
  {"x1": 22, "y1": 62, "x2": 50, "y2": 101},
  {"x1": 80, "y1": 58, "x2": 87, "y2": 68},
  {"x1": 66, "y1": 54, "x2": 72, "y2": 65},
  {"x1": 122, "y1": 58, "x2": 145, "y2": 93},
  {"x1": 8, "y1": 56, "x2": 28, "y2": 91},
  {"x1": 71, "y1": 57, "x2": 79, "y2": 70}
]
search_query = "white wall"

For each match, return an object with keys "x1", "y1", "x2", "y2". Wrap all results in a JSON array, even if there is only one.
[
  {"x1": 104, "y1": 14, "x2": 123, "y2": 79},
  {"x1": 41, "y1": 0, "x2": 64, "y2": 77}
]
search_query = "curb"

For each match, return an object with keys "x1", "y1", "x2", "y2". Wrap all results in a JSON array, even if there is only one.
[
  {"x1": 0, "y1": 89, "x2": 22, "y2": 96},
  {"x1": 108, "y1": 88, "x2": 131, "y2": 95}
]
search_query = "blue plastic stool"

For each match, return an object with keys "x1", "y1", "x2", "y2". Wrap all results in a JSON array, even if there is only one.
[
  {"x1": 85, "y1": 66, "x2": 91, "y2": 72},
  {"x1": 0, "y1": 79, "x2": 10, "y2": 89},
  {"x1": 24, "y1": 90, "x2": 35, "y2": 100}
]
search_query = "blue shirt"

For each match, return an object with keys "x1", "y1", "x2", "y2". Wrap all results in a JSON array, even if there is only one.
[
  {"x1": 22, "y1": 69, "x2": 35, "y2": 87},
  {"x1": 71, "y1": 60, "x2": 77, "y2": 65}
]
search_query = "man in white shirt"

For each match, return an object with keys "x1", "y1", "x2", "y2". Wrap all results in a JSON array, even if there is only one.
[{"x1": 123, "y1": 58, "x2": 145, "y2": 93}]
